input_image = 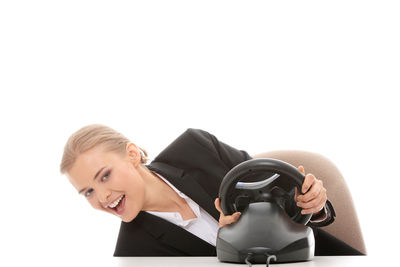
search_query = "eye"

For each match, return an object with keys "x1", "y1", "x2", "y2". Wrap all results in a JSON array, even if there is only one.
[
  {"x1": 85, "y1": 188, "x2": 93, "y2": 198},
  {"x1": 100, "y1": 171, "x2": 111, "y2": 182}
]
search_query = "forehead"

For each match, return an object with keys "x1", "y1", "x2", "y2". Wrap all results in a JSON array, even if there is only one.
[{"x1": 67, "y1": 146, "x2": 123, "y2": 189}]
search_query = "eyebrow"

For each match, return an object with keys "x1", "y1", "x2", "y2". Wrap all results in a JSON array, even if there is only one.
[{"x1": 78, "y1": 166, "x2": 107, "y2": 194}]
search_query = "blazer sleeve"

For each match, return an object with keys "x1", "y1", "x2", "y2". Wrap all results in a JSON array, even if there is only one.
[{"x1": 307, "y1": 199, "x2": 336, "y2": 227}]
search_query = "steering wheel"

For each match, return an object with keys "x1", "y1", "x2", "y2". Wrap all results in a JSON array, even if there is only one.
[{"x1": 219, "y1": 158, "x2": 312, "y2": 225}]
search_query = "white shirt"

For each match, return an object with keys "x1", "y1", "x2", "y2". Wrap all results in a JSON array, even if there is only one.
[{"x1": 146, "y1": 172, "x2": 219, "y2": 246}]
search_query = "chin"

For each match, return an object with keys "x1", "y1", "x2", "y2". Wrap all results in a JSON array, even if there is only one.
[
  {"x1": 121, "y1": 213, "x2": 138, "y2": 223},
  {"x1": 121, "y1": 217, "x2": 132, "y2": 223},
  {"x1": 118, "y1": 197, "x2": 142, "y2": 223}
]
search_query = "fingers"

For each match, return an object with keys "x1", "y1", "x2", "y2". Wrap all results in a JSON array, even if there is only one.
[
  {"x1": 215, "y1": 198, "x2": 241, "y2": 227},
  {"x1": 298, "y1": 174, "x2": 323, "y2": 202},
  {"x1": 295, "y1": 169, "x2": 328, "y2": 215},
  {"x1": 297, "y1": 188, "x2": 327, "y2": 214},
  {"x1": 218, "y1": 211, "x2": 241, "y2": 227},
  {"x1": 298, "y1": 190, "x2": 326, "y2": 214},
  {"x1": 301, "y1": 173, "x2": 318, "y2": 194}
]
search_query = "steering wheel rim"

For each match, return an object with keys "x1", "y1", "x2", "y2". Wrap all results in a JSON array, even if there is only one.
[{"x1": 219, "y1": 158, "x2": 312, "y2": 225}]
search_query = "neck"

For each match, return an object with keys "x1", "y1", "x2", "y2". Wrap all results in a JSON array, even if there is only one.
[{"x1": 137, "y1": 164, "x2": 186, "y2": 212}]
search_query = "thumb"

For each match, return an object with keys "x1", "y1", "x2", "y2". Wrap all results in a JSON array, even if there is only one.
[
  {"x1": 214, "y1": 198, "x2": 223, "y2": 213},
  {"x1": 298, "y1": 165, "x2": 305, "y2": 175}
]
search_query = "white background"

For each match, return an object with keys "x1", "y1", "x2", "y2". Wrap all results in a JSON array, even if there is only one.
[{"x1": 1, "y1": 1, "x2": 399, "y2": 266}]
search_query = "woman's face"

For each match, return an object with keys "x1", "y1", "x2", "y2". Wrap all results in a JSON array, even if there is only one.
[{"x1": 67, "y1": 144, "x2": 145, "y2": 222}]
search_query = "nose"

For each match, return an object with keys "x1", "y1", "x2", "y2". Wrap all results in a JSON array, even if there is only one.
[{"x1": 96, "y1": 187, "x2": 111, "y2": 207}]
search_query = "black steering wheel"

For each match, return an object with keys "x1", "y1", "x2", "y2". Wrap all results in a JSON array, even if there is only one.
[{"x1": 219, "y1": 158, "x2": 312, "y2": 225}]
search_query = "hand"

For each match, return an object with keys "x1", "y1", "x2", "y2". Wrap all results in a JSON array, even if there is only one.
[
  {"x1": 295, "y1": 165, "x2": 327, "y2": 215},
  {"x1": 214, "y1": 198, "x2": 241, "y2": 227}
]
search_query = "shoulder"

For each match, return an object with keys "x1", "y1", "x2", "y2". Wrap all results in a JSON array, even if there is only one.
[
  {"x1": 151, "y1": 128, "x2": 251, "y2": 170},
  {"x1": 175, "y1": 128, "x2": 231, "y2": 154},
  {"x1": 152, "y1": 128, "x2": 220, "y2": 163},
  {"x1": 177, "y1": 128, "x2": 215, "y2": 145}
]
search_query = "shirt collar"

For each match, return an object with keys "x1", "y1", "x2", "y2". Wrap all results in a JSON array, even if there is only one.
[{"x1": 146, "y1": 172, "x2": 201, "y2": 227}]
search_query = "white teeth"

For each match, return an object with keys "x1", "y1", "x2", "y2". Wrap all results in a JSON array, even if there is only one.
[{"x1": 109, "y1": 195, "x2": 124, "y2": 208}]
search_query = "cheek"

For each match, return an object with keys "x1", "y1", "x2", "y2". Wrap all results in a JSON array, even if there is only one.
[
  {"x1": 121, "y1": 177, "x2": 146, "y2": 221},
  {"x1": 88, "y1": 198, "x2": 103, "y2": 211},
  {"x1": 118, "y1": 169, "x2": 142, "y2": 193},
  {"x1": 125, "y1": 176, "x2": 145, "y2": 199}
]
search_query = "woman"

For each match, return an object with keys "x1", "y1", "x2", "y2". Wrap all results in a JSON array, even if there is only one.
[{"x1": 60, "y1": 124, "x2": 350, "y2": 256}]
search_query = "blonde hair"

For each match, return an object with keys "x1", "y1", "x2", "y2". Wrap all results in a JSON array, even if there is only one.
[{"x1": 60, "y1": 124, "x2": 149, "y2": 174}]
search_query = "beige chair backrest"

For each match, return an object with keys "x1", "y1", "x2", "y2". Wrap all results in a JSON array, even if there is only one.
[{"x1": 252, "y1": 150, "x2": 366, "y2": 255}]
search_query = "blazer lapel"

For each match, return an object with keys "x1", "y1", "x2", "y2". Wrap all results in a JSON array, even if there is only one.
[{"x1": 146, "y1": 162, "x2": 220, "y2": 220}]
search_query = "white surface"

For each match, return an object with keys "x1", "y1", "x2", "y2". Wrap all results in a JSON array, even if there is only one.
[
  {"x1": 1, "y1": 1, "x2": 399, "y2": 266},
  {"x1": 115, "y1": 256, "x2": 379, "y2": 267}
]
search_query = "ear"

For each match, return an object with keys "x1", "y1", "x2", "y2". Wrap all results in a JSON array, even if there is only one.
[{"x1": 125, "y1": 142, "x2": 142, "y2": 166}]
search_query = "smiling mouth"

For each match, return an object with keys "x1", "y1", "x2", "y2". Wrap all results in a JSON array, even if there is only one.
[{"x1": 109, "y1": 195, "x2": 126, "y2": 214}]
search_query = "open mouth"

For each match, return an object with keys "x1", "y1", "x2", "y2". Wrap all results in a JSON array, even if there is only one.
[{"x1": 109, "y1": 195, "x2": 126, "y2": 215}]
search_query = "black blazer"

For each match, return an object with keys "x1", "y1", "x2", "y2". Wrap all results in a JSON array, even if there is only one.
[{"x1": 113, "y1": 128, "x2": 338, "y2": 256}]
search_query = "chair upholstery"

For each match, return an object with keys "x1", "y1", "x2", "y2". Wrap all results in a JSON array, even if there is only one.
[{"x1": 252, "y1": 150, "x2": 366, "y2": 255}]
